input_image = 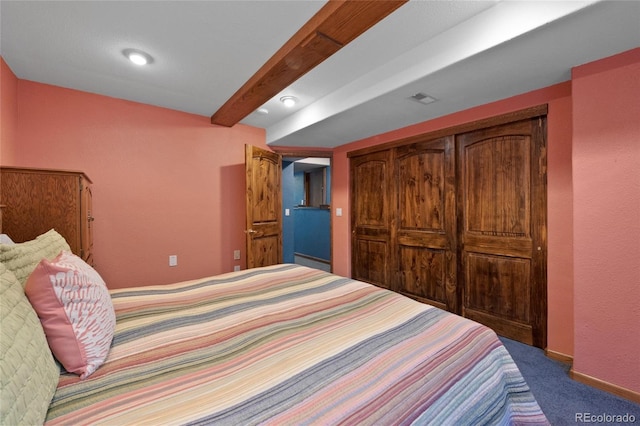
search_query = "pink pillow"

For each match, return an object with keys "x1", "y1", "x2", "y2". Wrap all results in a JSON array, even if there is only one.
[{"x1": 25, "y1": 251, "x2": 115, "y2": 379}]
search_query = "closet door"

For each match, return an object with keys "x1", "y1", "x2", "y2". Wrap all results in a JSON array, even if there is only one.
[
  {"x1": 457, "y1": 118, "x2": 547, "y2": 347},
  {"x1": 350, "y1": 150, "x2": 393, "y2": 289},
  {"x1": 394, "y1": 137, "x2": 457, "y2": 312}
]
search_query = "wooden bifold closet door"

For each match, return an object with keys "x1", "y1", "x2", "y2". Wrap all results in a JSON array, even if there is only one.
[
  {"x1": 351, "y1": 150, "x2": 393, "y2": 287},
  {"x1": 350, "y1": 109, "x2": 547, "y2": 348},
  {"x1": 394, "y1": 137, "x2": 458, "y2": 313},
  {"x1": 456, "y1": 118, "x2": 547, "y2": 348}
]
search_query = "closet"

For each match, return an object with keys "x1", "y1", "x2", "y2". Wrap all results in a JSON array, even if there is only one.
[
  {"x1": 0, "y1": 167, "x2": 94, "y2": 265},
  {"x1": 350, "y1": 106, "x2": 547, "y2": 348}
]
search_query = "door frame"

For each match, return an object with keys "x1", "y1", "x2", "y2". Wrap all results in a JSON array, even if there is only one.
[{"x1": 275, "y1": 149, "x2": 333, "y2": 272}]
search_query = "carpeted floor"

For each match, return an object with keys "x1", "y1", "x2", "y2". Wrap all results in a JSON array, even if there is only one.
[{"x1": 500, "y1": 337, "x2": 640, "y2": 425}]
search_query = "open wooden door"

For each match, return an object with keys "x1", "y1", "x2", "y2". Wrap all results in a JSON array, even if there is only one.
[{"x1": 245, "y1": 145, "x2": 283, "y2": 269}]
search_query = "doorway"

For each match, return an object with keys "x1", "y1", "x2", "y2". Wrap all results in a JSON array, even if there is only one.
[{"x1": 282, "y1": 156, "x2": 332, "y2": 272}]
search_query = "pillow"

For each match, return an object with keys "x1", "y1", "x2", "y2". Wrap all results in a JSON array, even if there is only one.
[
  {"x1": 0, "y1": 229, "x2": 70, "y2": 287},
  {"x1": 25, "y1": 251, "x2": 116, "y2": 379},
  {"x1": 0, "y1": 234, "x2": 15, "y2": 245},
  {"x1": 0, "y1": 263, "x2": 59, "y2": 426}
]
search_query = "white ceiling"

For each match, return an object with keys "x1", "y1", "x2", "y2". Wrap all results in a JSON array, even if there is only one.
[{"x1": 1, "y1": 1, "x2": 638, "y2": 149}]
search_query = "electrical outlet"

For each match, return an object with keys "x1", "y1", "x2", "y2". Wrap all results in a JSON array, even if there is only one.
[
  {"x1": 169, "y1": 255, "x2": 177, "y2": 267},
  {"x1": 233, "y1": 250, "x2": 241, "y2": 260},
  {"x1": 234, "y1": 265, "x2": 241, "y2": 272}
]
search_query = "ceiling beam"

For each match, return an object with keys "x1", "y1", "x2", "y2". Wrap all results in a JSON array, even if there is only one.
[{"x1": 210, "y1": 0, "x2": 407, "y2": 127}]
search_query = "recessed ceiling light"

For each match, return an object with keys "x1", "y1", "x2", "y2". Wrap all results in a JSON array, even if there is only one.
[
  {"x1": 123, "y1": 48, "x2": 154, "y2": 66},
  {"x1": 280, "y1": 96, "x2": 298, "y2": 108},
  {"x1": 256, "y1": 108, "x2": 269, "y2": 115}
]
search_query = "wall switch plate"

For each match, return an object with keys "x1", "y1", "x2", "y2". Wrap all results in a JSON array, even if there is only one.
[
  {"x1": 285, "y1": 208, "x2": 290, "y2": 216},
  {"x1": 336, "y1": 208, "x2": 343, "y2": 217},
  {"x1": 169, "y1": 255, "x2": 177, "y2": 267},
  {"x1": 233, "y1": 250, "x2": 241, "y2": 260}
]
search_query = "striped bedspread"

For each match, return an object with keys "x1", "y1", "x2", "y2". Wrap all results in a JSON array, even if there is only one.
[{"x1": 45, "y1": 264, "x2": 548, "y2": 425}]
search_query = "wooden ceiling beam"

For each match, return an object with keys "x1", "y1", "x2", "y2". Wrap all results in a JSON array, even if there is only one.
[{"x1": 210, "y1": 0, "x2": 407, "y2": 127}]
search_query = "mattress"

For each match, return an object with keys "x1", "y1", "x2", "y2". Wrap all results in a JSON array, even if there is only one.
[{"x1": 45, "y1": 264, "x2": 548, "y2": 425}]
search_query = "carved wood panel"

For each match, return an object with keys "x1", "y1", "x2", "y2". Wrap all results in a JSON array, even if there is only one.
[
  {"x1": 353, "y1": 239, "x2": 388, "y2": 286},
  {"x1": 251, "y1": 151, "x2": 280, "y2": 224},
  {"x1": 464, "y1": 136, "x2": 530, "y2": 237},
  {"x1": 465, "y1": 253, "x2": 531, "y2": 323},
  {"x1": 251, "y1": 234, "x2": 281, "y2": 268},
  {"x1": 398, "y1": 246, "x2": 447, "y2": 308}
]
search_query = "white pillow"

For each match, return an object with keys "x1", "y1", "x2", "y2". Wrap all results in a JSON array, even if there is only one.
[{"x1": 0, "y1": 234, "x2": 15, "y2": 245}]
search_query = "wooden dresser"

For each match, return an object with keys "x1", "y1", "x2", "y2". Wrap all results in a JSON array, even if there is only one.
[{"x1": 0, "y1": 167, "x2": 94, "y2": 265}]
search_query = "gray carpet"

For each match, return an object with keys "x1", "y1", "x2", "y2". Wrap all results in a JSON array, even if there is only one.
[{"x1": 500, "y1": 337, "x2": 640, "y2": 425}]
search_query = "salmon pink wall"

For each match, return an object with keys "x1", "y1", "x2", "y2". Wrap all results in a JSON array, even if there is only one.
[
  {"x1": 572, "y1": 48, "x2": 640, "y2": 394},
  {"x1": 1, "y1": 58, "x2": 18, "y2": 163},
  {"x1": 545, "y1": 94, "x2": 574, "y2": 359},
  {"x1": 2, "y1": 73, "x2": 267, "y2": 289},
  {"x1": 332, "y1": 82, "x2": 575, "y2": 358}
]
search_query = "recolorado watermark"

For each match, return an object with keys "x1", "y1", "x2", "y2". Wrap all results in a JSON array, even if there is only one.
[{"x1": 575, "y1": 412, "x2": 637, "y2": 423}]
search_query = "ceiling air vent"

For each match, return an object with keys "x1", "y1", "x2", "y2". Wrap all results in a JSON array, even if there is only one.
[{"x1": 410, "y1": 92, "x2": 437, "y2": 105}]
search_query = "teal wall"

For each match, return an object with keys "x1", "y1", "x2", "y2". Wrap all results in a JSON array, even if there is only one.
[
  {"x1": 293, "y1": 207, "x2": 330, "y2": 261},
  {"x1": 282, "y1": 163, "x2": 331, "y2": 263}
]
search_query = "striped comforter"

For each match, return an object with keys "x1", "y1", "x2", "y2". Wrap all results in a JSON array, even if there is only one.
[{"x1": 45, "y1": 264, "x2": 548, "y2": 425}]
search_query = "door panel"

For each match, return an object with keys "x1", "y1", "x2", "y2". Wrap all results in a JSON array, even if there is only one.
[
  {"x1": 350, "y1": 150, "x2": 392, "y2": 288},
  {"x1": 398, "y1": 246, "x2": 447, "y2": 309},
  {"x1": 464, "y1": 136, "x2": 530, "y2": 236},
  {"x1": 465, "y1": 254, "x2": 531, "y2": 323},
  {"x1": 395, "y1": 137, "x2": 457, "y2": 311},
  {"x1": 245, "y1": 145, "x2": 282, "y2": 269},
  {"x1": 353, "y1": 239, "x2": 388, "y2": 286},
  {"x1": 457, "y1": 118, "x2": 546, "y2": 347}
]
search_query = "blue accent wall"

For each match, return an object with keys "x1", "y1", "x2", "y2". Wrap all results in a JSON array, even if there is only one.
[
  {"x1": 294, "y1": 208, "x2": 330, "y2": 261},
  {"x1": 283, "y1": 163, "x2": 331, "y2": 264}
]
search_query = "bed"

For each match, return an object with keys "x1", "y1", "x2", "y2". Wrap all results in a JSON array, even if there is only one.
[{"x1": 1, "y1": 230, "x2": 549, "y2": 425}]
